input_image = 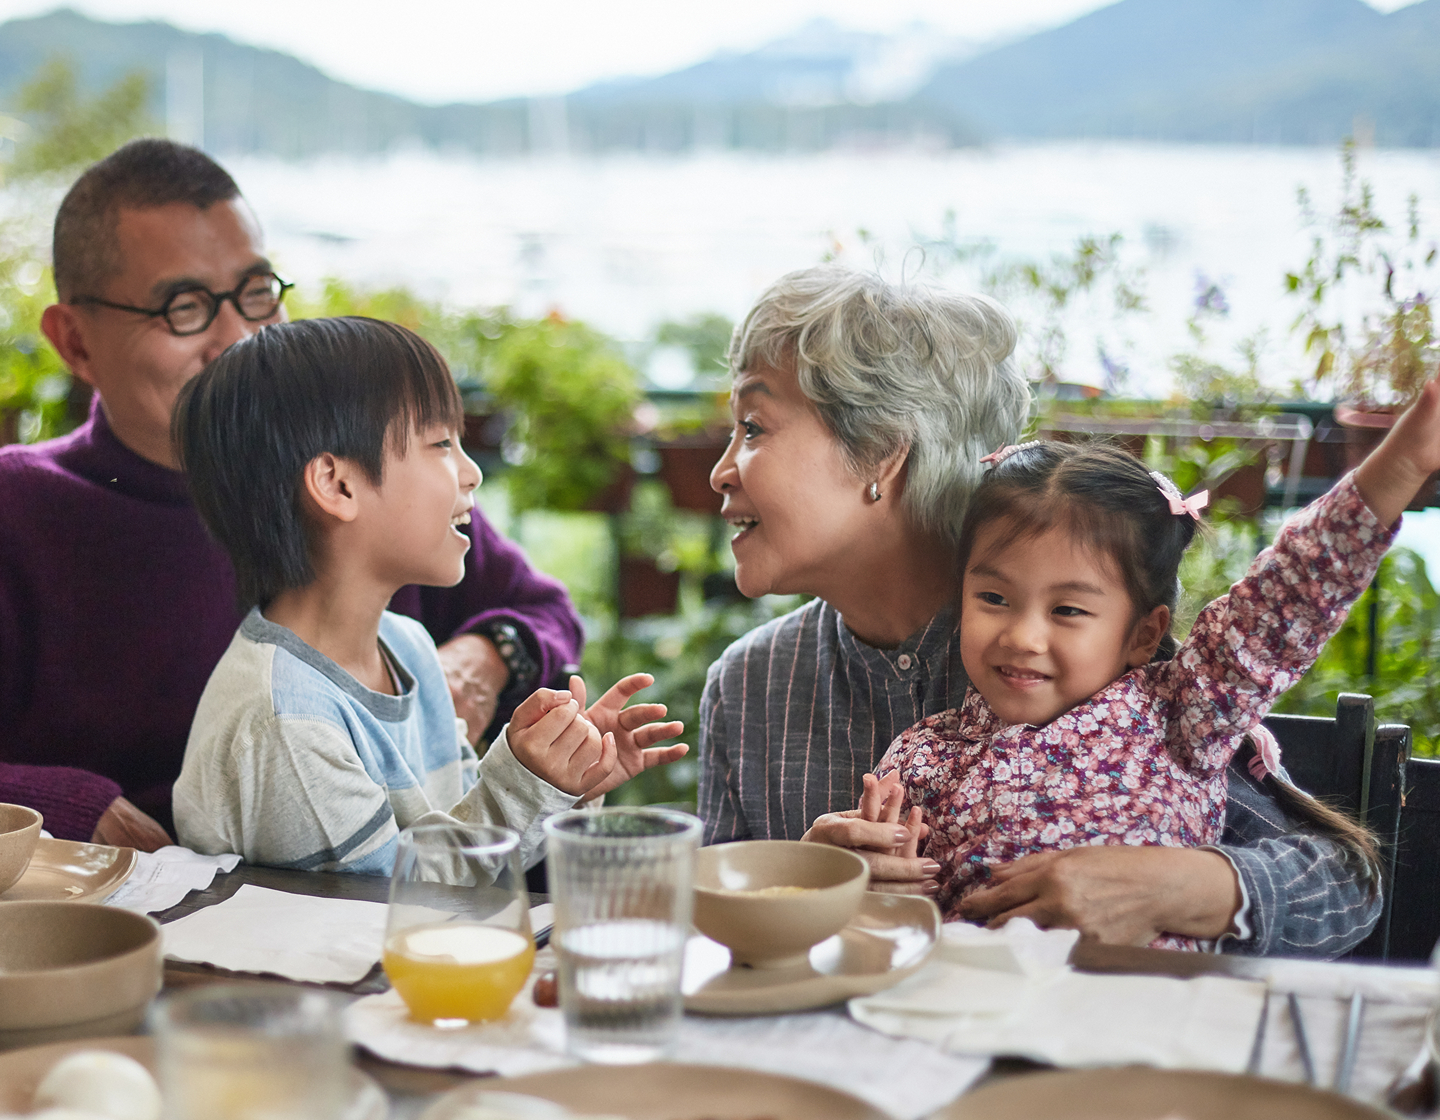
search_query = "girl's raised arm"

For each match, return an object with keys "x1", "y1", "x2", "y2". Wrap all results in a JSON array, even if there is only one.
[{"x1": 1355, "y1": 375, "x2": 1440, "y2": 525}]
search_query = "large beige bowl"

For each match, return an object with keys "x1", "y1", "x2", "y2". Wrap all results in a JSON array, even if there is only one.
[
  {"x1": 693, "y1": 840, "x2": 870, "y2": 969},
  {"x1": 0, "y1": 901, "x2": 163, "y2": 1050},
  {"x1": 0, "y1": 804, "x2": 42, "y2": 896}
]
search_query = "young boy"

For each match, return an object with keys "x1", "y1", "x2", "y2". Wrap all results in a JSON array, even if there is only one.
[{"x1": 172, "y1": 316, "x2": 685, "y2": 872}]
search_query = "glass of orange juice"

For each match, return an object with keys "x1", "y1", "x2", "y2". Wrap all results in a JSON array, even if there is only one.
[{"x1": 383, "y1": 823, "x2": 535, "y2": 1026}]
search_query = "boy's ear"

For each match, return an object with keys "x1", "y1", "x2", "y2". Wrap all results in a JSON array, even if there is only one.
[
  {"x1": 1127, "y1": 604, "x2": 1171, "y2": 667},
  {"x1": 302, "y1": 453, "x2": 362, "y2": 523}
]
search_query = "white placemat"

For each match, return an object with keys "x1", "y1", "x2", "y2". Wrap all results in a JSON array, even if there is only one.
[
  {"x1": 347, "y1": 948, "x2": 987, "y2": 1120},
  {"x1": 105, "y1": 846, "x2": 241, "y2": 914}
]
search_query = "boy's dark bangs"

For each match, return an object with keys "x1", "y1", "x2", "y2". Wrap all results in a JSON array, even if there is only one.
[{"x1": 386, "y1": 328, "x2": 463, "y2": 454}]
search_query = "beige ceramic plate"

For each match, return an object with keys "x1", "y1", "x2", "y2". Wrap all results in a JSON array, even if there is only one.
[
  {"x1": 933, "y1": 1067, "x2": 1392, "y2": 1120},
  {"x1": 683, "y1": 891, "x2": 940, "y2": 1016},
  {"x1": 0, "y1": 1036, "x2": 387, "y2": 1120},
  {"x1": 0, "y1": 837, "x2": 137, "y2": 902},
  {"x1": 424, "y1": 1063, "x2": 888, "y2": 1120}
]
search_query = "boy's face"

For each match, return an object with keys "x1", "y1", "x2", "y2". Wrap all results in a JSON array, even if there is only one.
[{"x1": 355, "y1": 423, "x2": 482, "y2": 589}]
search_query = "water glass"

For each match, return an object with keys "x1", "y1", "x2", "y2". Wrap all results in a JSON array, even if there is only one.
[
  {"x1": 154, "y1": 984, "x2": 346, "y2": 1120},
  {"x1": 543, "y1": 806, "x2": 702, "y2": 1064},
  {"x1": 384, "y1": 823, "x2": 534, "y2": 1025}
]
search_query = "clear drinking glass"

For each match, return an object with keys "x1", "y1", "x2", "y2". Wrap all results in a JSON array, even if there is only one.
[
  {"x1": 383, "y1": 823, "x2": 534, "y2": 1025},
  {"x1": 543, "y1": 807, "x2": 702, "y2": 1065},
  {"x1": 154, "y1": 984, "x2": 346, "y2": 1120}
]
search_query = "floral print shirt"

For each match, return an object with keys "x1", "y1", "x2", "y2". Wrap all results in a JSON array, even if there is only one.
[{"x1": 875, "y1": 472, "x2": 1396, "y2": 927}]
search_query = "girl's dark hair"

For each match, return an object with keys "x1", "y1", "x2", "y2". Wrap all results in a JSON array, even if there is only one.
[
  {"x1": 957, "y1": 441, "x2": 1200, "y2": 658},
  {"x1": 174, "y1": 316, "x2": 463, "y2": 610}
]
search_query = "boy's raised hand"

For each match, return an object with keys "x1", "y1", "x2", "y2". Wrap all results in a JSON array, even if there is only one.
[
  {"x1": 506, "y1": 687, "x2": 617, "y2": 797},
  {"x1": 1355, "y1": 374, "x2": 1440, "y2": 526},
  {"x1": 569, "y1": 673, "x2": 689, "y2": 799}
]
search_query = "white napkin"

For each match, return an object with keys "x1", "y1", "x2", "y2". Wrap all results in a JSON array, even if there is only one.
[
  {"x1": 162, "y1": 886, "x2": 557, "y2": 986},
  {"x1": 849, "y1": 919, "x2": 1267, "y2": 1072},
  {"x1": 346, "y1": 948, "x2": 987, "y2": 1120},
  {"x1": 105, "y1": 846, "x2": 241, "y2": 914},
  {"x1": 162, "y1": 884, "x2": 389, "y2": 983}
]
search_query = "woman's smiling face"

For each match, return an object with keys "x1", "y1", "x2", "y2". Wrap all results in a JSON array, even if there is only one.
[{"x1": 709, "y1": 361, "x2": 874, "y2": 599}]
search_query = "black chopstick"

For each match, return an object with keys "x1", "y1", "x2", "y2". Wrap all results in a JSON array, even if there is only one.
[
  {"x1": 534, "y1": 923, "x2": 553, "y2": 949},
  {"x1": 1287, "y1": 992, "x2": 1317, "y2": 1087}
]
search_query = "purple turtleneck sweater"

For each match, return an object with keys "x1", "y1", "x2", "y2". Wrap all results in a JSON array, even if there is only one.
[{"x1": 0, "y1": 399, "x2": 584, "y2": 841}]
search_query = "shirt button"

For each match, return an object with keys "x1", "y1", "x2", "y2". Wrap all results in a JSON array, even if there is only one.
[{"x1": 897, "y1": 654, "x2": 913, "y2": 670}]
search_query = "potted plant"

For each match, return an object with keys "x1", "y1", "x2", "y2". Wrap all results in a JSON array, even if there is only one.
[
  {"x1": 1288, "y1": 141, "x2": 1440, "y2": 486},
  {"x1": 484, "y1": 315, "x2": 641, "y2": 514}
]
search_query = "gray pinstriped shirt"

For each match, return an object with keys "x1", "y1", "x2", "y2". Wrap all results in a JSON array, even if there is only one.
[{"x1": 698, "y1": 598, "x2": 1380, "y2": 958}]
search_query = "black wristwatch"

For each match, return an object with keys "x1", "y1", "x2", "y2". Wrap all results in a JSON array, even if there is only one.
[{"x1": 479, "y1": 621, "x2": 539, "y2": 703}]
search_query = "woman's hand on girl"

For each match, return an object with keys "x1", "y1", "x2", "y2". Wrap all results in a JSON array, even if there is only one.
[
  {"x1": 801, "y1": 773, "x2": 940, "y2": 895},
  {"x1": 1355, "y1": 374, "x2": 1440, "y2": 526},
  {"x1": 959, "y1": 846, "x2": 1243, "y2": 945}
]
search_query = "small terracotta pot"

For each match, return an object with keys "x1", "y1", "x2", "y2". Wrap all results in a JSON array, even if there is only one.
[
  {"x1": 1335, "y1": 402, "x2": 1439, "y2": 509},
  {"x1": 618, "y1": 556, "x2": 681, "y2": 618},
  {"x1": 656, "y1": 439, "x2": 728, "y2": 515}
]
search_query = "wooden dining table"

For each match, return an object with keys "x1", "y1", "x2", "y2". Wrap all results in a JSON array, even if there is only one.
[{"x1": 146, "y1": 862, "x2": 1435, "y2": 1119}]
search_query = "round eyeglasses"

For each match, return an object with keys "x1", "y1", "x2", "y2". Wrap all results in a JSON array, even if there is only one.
[{"x1": 71, "y1": 271, "x2": 293, "y2": 336}]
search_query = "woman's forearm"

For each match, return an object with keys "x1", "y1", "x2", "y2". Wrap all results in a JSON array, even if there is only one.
[{"x1": 960, "y1": 844, "x2": 1242, "y2": 945}]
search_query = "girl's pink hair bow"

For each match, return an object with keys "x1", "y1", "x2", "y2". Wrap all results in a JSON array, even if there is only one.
[{"x1": 1149, "y1": 470, "x2": 1209, "y2": 520}]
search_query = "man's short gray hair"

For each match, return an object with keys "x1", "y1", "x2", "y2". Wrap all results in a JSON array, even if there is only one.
[{"x1": 730, "y1": 265, "x2": 1030, "y2": 543}]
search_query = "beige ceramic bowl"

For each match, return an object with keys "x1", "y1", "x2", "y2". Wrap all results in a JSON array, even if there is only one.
[
  {"x1": 0, "y1": 804, "x2": 42, "y2": 896},
  {"x1": 693, "y1": 840, "x2": 870, "y2": 969},
  {"x1": 0, "y1": 901, "x2": 163, "y2": 1050}
]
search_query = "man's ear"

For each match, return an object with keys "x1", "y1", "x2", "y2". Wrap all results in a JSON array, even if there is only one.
[
  {"x1": 40, "y1": 304, "x2": 94, "y2": 384},
  {"x1": 1127, "y1": 604, "x2": 1172, "y2": 667},
  {"x1": 302, "y1": 453, "x2": 362, "y2": 524}
]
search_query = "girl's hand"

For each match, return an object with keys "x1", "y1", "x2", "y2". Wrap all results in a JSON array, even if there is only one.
[
  {"x1": 1355, "y1": 375, "x2": 1440, "y2": 525},
  {"x1": 507, "y1": 687, "x2": 618, "y2": 796},
  {"x1": 569, "y1": 674, "x2": 689, "y2": 799},
  {"x1": 801, "y1": 773, "x2": 939, "y2": 896}
]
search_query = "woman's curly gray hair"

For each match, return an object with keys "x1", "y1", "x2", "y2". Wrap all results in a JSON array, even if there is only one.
[{"x1": 730, "y1": 265, "x2": 1030, "y2": 543}]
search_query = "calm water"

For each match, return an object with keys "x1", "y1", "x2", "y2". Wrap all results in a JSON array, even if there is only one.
[{"x1": 233, "y1": 142, "x2": 1440, "y2": 392}]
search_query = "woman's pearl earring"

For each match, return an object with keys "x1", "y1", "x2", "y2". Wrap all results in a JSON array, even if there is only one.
[{"x1": 868, "y1": 482, "x2": 882, "y2": 502}]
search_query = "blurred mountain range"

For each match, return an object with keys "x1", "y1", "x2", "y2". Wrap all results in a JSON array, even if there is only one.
[{"x1": 0, "y1": 1, "x2": 1435, "y2": 157}]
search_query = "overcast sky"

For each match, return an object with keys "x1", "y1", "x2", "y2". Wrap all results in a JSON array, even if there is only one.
[{"x1": 0, "y1": 0, "x2": 1425, "y2": 103}]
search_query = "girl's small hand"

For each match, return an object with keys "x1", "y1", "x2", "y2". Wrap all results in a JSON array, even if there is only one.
[
  {"x1": 1355, "y1": 375, "x2": 1440, "y2": 525},
  {"x1": 801, "y1": 772, "x2": 937, "y2": 895}
]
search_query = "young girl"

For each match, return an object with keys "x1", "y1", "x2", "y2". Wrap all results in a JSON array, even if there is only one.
[{"x1": 869, "y1": 378, "x2": 1440, "y2": 933}]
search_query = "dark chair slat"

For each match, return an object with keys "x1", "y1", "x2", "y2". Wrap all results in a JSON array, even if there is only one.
[
  {"x1": 1389, "y1": 756, "x2": 1440, "y2": 962},
  {"x1": 1263, "y1": 693, "x2": 1407, "y2": 961}
]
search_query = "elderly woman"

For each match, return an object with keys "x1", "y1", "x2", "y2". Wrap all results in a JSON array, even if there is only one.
[{"x1": 697, "y1": 264, "x2": 1380, "y2": 955}]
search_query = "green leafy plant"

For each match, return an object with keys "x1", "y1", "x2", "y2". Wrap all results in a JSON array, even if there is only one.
[
  {"x1": 0, "y1": 57, "x2": 154, "y2": 444},
  {"x1": 6, "y1": 57, "x2": 153, "y2": 181},
  {"x1": 1286, "y1": 139, "x2": 1440, "y2": 408},
  {"x1": 487, "y1": 317, "x2": 641, "y2": 513},
  {"x1": 1272, "y1": 548, "x2": 1440, "y2": 757}
]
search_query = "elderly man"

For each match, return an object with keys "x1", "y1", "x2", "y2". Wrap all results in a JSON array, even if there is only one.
[{"x1": 0, "y1": 139, "x2": 583, "y2": 850}]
